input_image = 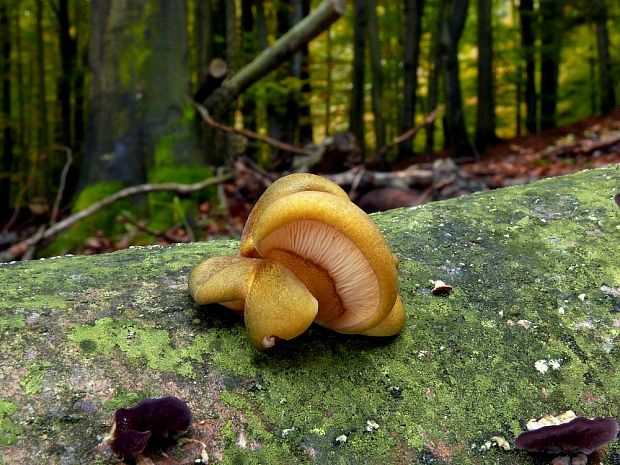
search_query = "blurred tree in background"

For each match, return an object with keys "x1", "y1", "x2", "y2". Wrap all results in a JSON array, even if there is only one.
[{"x1": 0, "y1": 0, "x2": 619, "y2": 250}]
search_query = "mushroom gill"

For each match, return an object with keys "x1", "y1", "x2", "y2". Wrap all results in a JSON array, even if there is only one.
[{"x1": 246, "y1": 190, "x2": 398, "y2": 333}]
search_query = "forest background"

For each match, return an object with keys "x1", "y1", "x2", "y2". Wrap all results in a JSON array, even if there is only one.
[{"x1": 0, "y1": 0, "x2": 618, "y2": 258}]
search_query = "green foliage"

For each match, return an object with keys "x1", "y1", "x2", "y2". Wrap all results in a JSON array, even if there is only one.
[{"x1": 147, "y1": 165, "x2": 216, "y2": 233}]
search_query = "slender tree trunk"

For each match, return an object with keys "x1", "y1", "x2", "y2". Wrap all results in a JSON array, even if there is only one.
[
  {"x1": 401, "y1": 0, "x2": 425, "y2": 158},
  {"x1": 349, "y1": 0, "x2": 366, "y2": 150},
  {"x1": 425, "y1": 0, "x2": 445, "y2": 155},
  {"x1": 325, "y1": 29, "x2": 333, "y2": 137},
  {"x1": 35, "y1": 0, "x2": 49, "y2": 195},
  {"x1": 442, "y1": 0, "x2": 471, "y2": 157},
  {"x1": 539, "y1": 0, "x2": 563, "y2": 131},
  {"x1": 475, "y1": 0, "x2": 495, "y2": 152},
  {"x1": 519, "y1": 0, "x2": 536, "y2": 133},
  {"x1": 255, "y1": 0, "x2": 268, "y2": 50},
  {"x1": 13, "y1": 5, "x2": 25, "y2": 157},
  {"x1": 56, "y1": 0, "x2": 77, "y2": 150},
  {"x1": 267, "y1": 1, "x2": 293, "y2": 166},
  {"x1": 366, "y1": 0, "x2": 385, "y2": 153},
  {"x1": 292, "y1": 0, "x2": 313, "y2": 145},
  {"x1": 593, "y1": 0, "x2": 615, "y2": 115},
  {"x1": 240, "y1": 0, "x2": 257, "y2": 135},
  {"x1": 195, "y1": 0, "x2": 212, "y2": 78},
  {"x1": 226, "y1": 0, "x2": 238, "y2": 64},
  {"x1": 0, "y1": 0, "x2": 13, "y2": 220}
]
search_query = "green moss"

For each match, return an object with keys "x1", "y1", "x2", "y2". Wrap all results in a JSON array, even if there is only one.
[
  {"x1": 1, "y1": 168, "x2": 619, "y2": 463},
  {"x1": 0, "y1": 295, "x2": 67, "y2": 311},
  {"x1": 20, "y1": 362, "x2": 51, "y2": 395},
  {"x1": 68, "y1": 317, "x2": 209, "y2": 378},
  {"x1": 0, "y1": 400, "x2": 22, "y2": 446},
  {"x1": 0, "y1": 315, "x2": 24, "y2": 331}
]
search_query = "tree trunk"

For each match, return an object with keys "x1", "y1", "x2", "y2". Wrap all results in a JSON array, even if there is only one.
[
  {"x1": 401, "y1": 0, "x2": 425, "y2": 159},
  {"x1": 195, "y1": 0, "x2": 212, "y2": 78},
  {"x1": 56, "y1": 0, "x2": 77, "y2": 150},
  {"x1": 474, "y1": 0, "x2": 495, "y2": 152},
  {"x1": 349, "y1": 0, "x2": 366, "y2": 151},
  {"x1": 593, "y1": 0, "x2": 615, "y2": 115},
  {"x1": 0, "y1": 0, "x2": 13, "y2": 221},
  {"x1": 81, "y1": 0, "x2": 198, "y2": 187},
  {"x1": 225, "y1": 0, "x2": 238, "y2": 64},
  {"x1": 442, "y1": 0, "x2": 471, "y2": 157},
  {"x1": 35, "y1": 0, "x2": 49, "y2": 195},
  {"x1": 240, "y1": 0, "x2": 257, "y2": 139},
  {"x1": 539, "y1": 0, "x2": 562, "y2": 131},
  {"x1": 519, "y1": 0, "x2": 536, "y2": 133},
  {"x1": 266, "y1": 0, "x2": 294, "y2": 166},
  {"x1": 292, "y1": 0, "x2": 314, "y2": 145},
  {"x1": 425, "y1": 0, "x2": 445, "y2": 155},
  {"x1": 366, "y1": 0, "x2": 385, "y2": 154}
]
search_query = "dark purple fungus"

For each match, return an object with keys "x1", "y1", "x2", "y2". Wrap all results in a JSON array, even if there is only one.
[
  {"x1": 111, "y1": 396, "x2": 192, "y2": 459},
  {"x1": 110, "y1": 430, "x2": 152, "y2": 459},
  {"x1": 615, "y1": 193, "x2": 620, "y2": 208},
  {"x1": 515, "y1": 417, "x2": 619, "y2": 455}
]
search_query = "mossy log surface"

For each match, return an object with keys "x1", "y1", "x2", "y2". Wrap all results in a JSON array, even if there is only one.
[{"x1": 1, "y1": 167, "x2": 619, "y2": 465}]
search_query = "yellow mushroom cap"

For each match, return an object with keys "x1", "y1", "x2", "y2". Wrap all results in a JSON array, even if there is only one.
[
  {"x1": 245, "y1": 190, "x2": 399, "y2": 334},
  {"x1": 188, "y1": 255, "x2": 318, "y2": 349},
  {"x1": 240, "y1": 173, "x2": 350, "y2": 258},
  {"x1": 244, "y1": 260, "x2": 318, "y2": 349}
]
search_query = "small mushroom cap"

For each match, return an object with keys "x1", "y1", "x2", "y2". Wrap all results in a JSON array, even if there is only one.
[
  {"x1": 189, "y1": 255, "x2": 318, "y2": 349},
  {"x1": 515, "y1": 416, "x2": 619, "y2": 455},
  {"x1": 244, "y1": 260, "x2": 318, "y2": 349},
  {"x1": 246, "y1": 190, "x2": 399, "y2": 333},
  {"x1": 241, "y1": 173, "x2": 351, "y2": 258},
  {"x1": 188, "y1": 256, "x2": 259, "y2": 313}
]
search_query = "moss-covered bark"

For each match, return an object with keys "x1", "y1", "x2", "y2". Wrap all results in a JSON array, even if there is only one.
[{"x1": 1, "y1": 167, "x2": 619, "y2": 464}]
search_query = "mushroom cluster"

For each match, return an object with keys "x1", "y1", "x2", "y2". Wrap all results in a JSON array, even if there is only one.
[{"x1": 189, "y1": 173, "x2": 405, "y2": 349}]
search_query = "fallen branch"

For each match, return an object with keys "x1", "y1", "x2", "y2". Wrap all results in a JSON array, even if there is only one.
[
  {"x1": 372, "y1": 107, "x2": 440, "y2": 160},
  {"x1": 1, "y1": 172, "x2": 233, "y2": 262},
  {"x1": 204, "y1": 0, "x2": 345, "y2": 112},
  {"x1": 194, "y1": 102, "x2": 312, "y2": 156},
  {"x1": 325, "y1": 166, "x2": 433, "y2": 189}
]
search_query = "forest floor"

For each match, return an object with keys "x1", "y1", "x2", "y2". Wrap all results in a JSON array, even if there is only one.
[
  {"x1": 460, "y1": 108, "x2": 620, "y2": 188},
  {"x1": 2, "y1": 110, "x2": 619, "y2": 259}
]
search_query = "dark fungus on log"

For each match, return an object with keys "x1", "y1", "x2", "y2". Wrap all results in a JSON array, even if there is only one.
[
  {"x1": 614, "y1": 193, "x2": 620, "y2": 208},
  {"x1": 111, "y1": 396, "x2": 192, "y2": 459},
  {"x1": 514, "y1": 417, "x2": 619, "y2": 455}
]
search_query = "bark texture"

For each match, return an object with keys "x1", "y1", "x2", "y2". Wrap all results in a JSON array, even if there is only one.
[
  {"x1": 1, "y1": 167, "x2": 619, "y2": 464},
  {"x1": 400, "y1": 0, "x2": 425, "y2": 158},
  {"x1": 81, "y1": 0, "x2": 198, "y2": 187},
  {"x1": 442, "y1": 0, "x2": 472, "y2": 157}
]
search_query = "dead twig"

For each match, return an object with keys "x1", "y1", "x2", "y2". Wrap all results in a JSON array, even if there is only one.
[
  {"x1": 51, "y1": 145, "x2": 73, "y2": 224},
  {"x1": 194, "y1": 102, "x2": 313, "y2": 156},
  {"x1": 372, "y1": 107, "x2": 440, "y2": 160},
  {"x1": 1, "y1": 172, "x2": 233, "y2": 262}
]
